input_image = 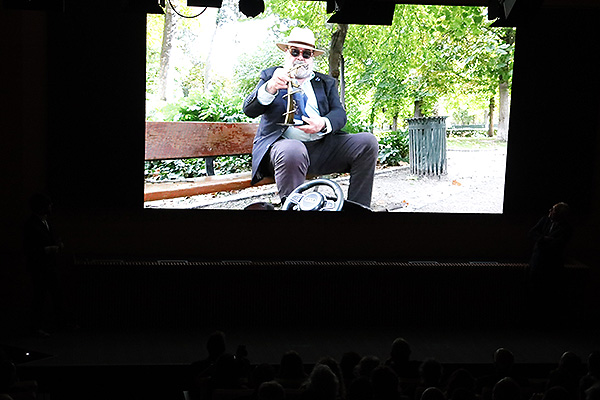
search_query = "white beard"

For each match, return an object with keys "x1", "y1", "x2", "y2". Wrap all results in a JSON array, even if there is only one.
[{"x1": 288, "y1": 60, "x2": 313, "y2": 80}]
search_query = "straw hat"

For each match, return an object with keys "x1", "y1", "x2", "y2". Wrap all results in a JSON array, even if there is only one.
[{"x1": 276, "y1": 27, "x2": 325, "y2": 56}]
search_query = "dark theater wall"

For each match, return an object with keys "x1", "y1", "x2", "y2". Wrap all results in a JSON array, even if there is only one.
[
  {"x1": 503, "y1": 8, "x2": 600, "y2": 216},
  {"x1": 2, "y1": 3, "x2": 600, "y2": 259},
  {"x1": 1, "y1": 2, "x2": 600, "y2": 328},
  {"x1": 36, "y1": 3, "x2": 598, "y2": 263}
]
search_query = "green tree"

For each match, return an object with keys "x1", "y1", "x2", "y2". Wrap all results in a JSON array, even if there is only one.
[
  {"x1": 204, "y1": 0, "x2": 244, "y2": 91},
  {"x1": 234, "y1": 42, "x2": 282, "y2": 96},
  {"x1": 340, "y1": 5, "x2": 514, "y2": 135},
  {"x1": 158, "y1": 3, "x2": 180, "y2": 101},
  {"x1": 147, "y1": 1, "x2": 515, "y2": 139}
]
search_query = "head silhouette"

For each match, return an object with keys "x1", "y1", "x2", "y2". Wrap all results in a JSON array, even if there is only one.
[
  {"x1": 206, "y1": 331, "x2": 226, "y2": 359},
  {"x1": 303, "y1": 364, "x2": 339, "y2": 400},
  {"x1": 543, "y1": 387, "x2": 570, "y2": 400},
  {"x1": 29, "y1": 193, "x2": 52, "y2": 216},
  {"x1": 420, "y1": 358, "x2": 443, "y2": 386},
  {"x1": 355, "y1": 356, "x2": 381, "y2": 378},
  {"x1": 494, "y1": 348, "x2": 515, "y2": 373},
  {"x1": 258, "y1": 381, "x2": 286, "y2": 400},
  {"x1": 492, "y1": 377, "x2": 521, "y2": 400},
  {"x1": 371, "y1": 366, "x2": 400, "y2": 400},
  {"x1": 279, "y1": 351, "x2": 306, "y2": 379},
  {"x1": 421, "y1": 387, "x2": 446, "y2": 400},
  {"x1": 390, "y1": 338, "x2": 411, "y2": 362}
]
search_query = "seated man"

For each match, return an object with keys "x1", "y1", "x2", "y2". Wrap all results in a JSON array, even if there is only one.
[{"x1": 243, "y1": 27, "x2": 379, "y2": 208}]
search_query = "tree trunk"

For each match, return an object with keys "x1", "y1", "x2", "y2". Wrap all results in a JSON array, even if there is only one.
[
  {"x1": 204, "y1": 0, "x2": 239, "y2": 92},
  {"x1": 392, "y1": 114, "x2": 398, "y2": 131},
  {"x1": 498, "y1": 81, "x2": 510, "y2": 141},
  {"x1": 158, "y1": 4, "x2": 178, "y2": 101},
  {"x1": 487, "y1": 95, "x2": 495, "y2": 137},
  {"x1": 329, "y1": 24, "x2": 348, "y2": 105},
  {"x1": 497, "y1": 27, "x2": 515, "y2": 142},
  {"x1": 339, "y1": 55, "x2": 345, "y2": 106},
  {"x1": 204, "y1": 15, "x2": 223, "y2": 92},
  {"x1": 414, "y1": 100, "x2": 423, "y2": 118}
]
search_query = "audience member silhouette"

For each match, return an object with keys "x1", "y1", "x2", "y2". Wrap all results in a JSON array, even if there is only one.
[
  {"x1": 236, "y1": 345, "x2": 253, "y2": 387},
  {"x1": 0, "y1": 360, "x2": 18, "y2": 400},
  {"x1": 477, "y1": 348, "x2": 529, "y2": 400},
  {"x1": 371, "y1": 366, "x2": 403, "y2": 400},
  {"x1": 23, "y1": 193, "x2": 66, "y2": 337},
  {"x1": 189, "y1": 331, "x2": 229, "y2": 400},
  {"x1": 191, "y1": 353, "x2": 249, "y2": 400},
  {"x1": 354, "y1": 356, "x2": 381, "y2": 380},
  {"x1": 0, "y1": 357, "x2": 38, "y2": 400},
  {"x1": 528, "y1": 202, "x2": 572, "y2": 279},
  {"x1": 253, "y1": 364, "x2": 277, "y2": 389},
  {"x1": 491, "y1": 377, "x2": 521, "y2": 400},
  {"x1": 546, "y1": 352, "x2": 585, "y2": 400},
  {"x1": 580, "y1": 352, "x2": 600, "y2": 400},
  {"x1": 444, "y1": 368, "x2": 476, "y2": 400},
  {"x1": 317, "y1": 357, "x2": 346, "y2": 400},
  {"x1": 237, "y1": 363, "x2": 278, "y2": 400},
  {"x1": 385, "y1": 338, "x2": 420, "y2": 399},
  {"x1": 542, "y1": 387, "x2": 571, "y2": 400},
  {"x1": 211, "y1": 353, "x2": 246, "y2": 389},
  {"x1": 347, "y1": 376, "x2": 372, "y2": 400},
  {"x1": 277, "y1": 351, "x2": 308, "y2": 389},
  {"x1": 414, "y1": 358, "x2": 444, "y2": 400},
  {"x1": 585, "y1": 383, "x2": 600, "y2": 400},
  {"x1": 191, "y1": 331, "x2": 228, "y2": 377},
  {"x1": 385, "y1": 338, "x2": 420, "y2": 380},
  {"x1": 527, "y1": 202, "x2": 573, "y2": 318},
  {"x1": 421, "y1": 387, "x2": 446, "y2": 400},
  {"x1": 300, "y1": 364, "x2": 339, "y2": 400},
  {"x1": 258, "y1": 381, "x2": 286, "y2": 400},
  {"x1": 340, "y1": 352, "x2": 362, "y2": 393}
]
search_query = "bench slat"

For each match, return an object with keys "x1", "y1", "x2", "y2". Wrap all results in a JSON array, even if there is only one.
[
  {"x1": 145, "y1": 121, "x2": 259, "y2": 160},
  {"x1": 144, "y1": 172, "x2": 275, "y2": 201}
]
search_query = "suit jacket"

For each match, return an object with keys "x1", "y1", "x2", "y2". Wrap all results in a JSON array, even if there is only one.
[
  {"x1": 243, "y1": 67, "x2": 347, "y2": 184},
  {"x1": 528, "y1": 215, "x2": 572, "y2": 277},
  {"x1": 24, "y1": 214, "x2": 59, "y2": 273}
]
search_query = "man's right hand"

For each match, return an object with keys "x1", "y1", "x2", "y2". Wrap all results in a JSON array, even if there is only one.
[{"x1": 266, "y1": 68, "x2": 290, "y2": 94}]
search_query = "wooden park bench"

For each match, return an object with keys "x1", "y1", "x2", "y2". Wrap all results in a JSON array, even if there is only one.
[{"x1": 144, "y1": 121, "x2": 274, "y2": 201}]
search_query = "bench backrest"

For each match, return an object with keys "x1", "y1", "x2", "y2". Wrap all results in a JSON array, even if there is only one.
[{"x1": 145, "y1": 121, "x2": 259, "y2": 160}]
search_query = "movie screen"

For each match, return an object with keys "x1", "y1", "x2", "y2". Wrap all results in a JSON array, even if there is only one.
[{"x1": 144, "y1": 1, "x2": 514, "y2": 213}]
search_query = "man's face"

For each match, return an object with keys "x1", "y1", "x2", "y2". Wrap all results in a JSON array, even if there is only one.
[{"x1": 284, "y1": 46, "x2": 314, "y2": 79}]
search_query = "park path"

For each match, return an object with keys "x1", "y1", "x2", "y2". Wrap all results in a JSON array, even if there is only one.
[{"x1": 144, "y1": 147, "x2": 507, "y2": 213}]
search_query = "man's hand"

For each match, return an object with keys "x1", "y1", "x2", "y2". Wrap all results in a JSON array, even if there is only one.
[
  {"x1": 266, "y1": 68, "x2": 290, "y2": 94},
  {"x1": 297, "y1": 116, "x2": 327, "y2": 135}
]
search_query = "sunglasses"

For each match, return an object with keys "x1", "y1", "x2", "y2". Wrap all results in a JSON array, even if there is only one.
[{"x1": 289, "y1": 47, "x2": 313, "y2": 59}]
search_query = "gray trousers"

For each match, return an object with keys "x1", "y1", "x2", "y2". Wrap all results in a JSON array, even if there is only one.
[{"x1": 269, "y1": 132, "x2": 379, "y2": 207}]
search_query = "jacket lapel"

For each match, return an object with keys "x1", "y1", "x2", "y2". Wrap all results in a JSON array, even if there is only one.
[{"x1": 311, "y1": 75, "x2": 329, "y2": 115}]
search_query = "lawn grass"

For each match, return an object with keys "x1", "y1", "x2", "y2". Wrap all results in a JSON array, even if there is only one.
[{"x1": 447, "y1": 136, "x2": 507, "y2": 150}]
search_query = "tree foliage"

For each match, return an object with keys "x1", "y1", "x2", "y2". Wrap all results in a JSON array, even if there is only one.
[
  {"x1": 146, "y1": 1, "x2": 515, "y2": 135},
  {"x1": 339, "y1": 5, "x2": 515, "y2": 130}
]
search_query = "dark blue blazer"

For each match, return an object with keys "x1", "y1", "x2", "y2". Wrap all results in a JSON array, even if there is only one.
[{"x1": 243, "y1": 67, "x2": 347, "y2": 184}]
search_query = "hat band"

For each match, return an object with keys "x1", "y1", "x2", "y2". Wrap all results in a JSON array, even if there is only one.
[{"x1": 288, "y1": 40, "x2": 315, "y2": 49}]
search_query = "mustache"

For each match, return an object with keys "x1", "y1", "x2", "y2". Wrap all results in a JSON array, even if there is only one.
[{"x1": 291, "y1": 61, "x2": 312, "y2": 78}]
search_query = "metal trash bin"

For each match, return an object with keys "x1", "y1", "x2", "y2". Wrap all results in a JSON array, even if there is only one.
[{"x1": 406, "y1": 116, "x2": 448, "y2": 175}]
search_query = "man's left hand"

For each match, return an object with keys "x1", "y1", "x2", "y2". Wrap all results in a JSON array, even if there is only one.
[{"x1": 297, "y1": 116, "x2": 327, "y2": 134}]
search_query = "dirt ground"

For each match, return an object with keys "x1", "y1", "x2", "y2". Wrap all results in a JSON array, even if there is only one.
[{"x1": 144, "y1": 146, "x2": 507, "y2": 213}]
